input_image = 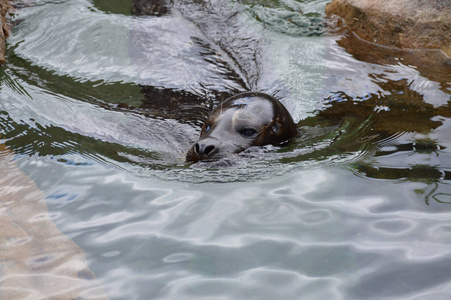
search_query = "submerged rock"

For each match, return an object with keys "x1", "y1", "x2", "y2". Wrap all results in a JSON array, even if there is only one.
[
  {"x1": 131, "y1": 0, "x2": 170, "y2": 16},
  {"x1": 325, "y1": 0, "x2": 451, "y2": 56}
]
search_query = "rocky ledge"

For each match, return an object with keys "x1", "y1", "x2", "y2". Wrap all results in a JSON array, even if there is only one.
[{"x1": 325, "y1": 0, "x2": 451, "y2": 57}]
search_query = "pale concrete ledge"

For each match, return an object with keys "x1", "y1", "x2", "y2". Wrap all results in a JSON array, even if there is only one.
[{"x1": 325, "y1": 0, "x2": 451, "y2": 57}]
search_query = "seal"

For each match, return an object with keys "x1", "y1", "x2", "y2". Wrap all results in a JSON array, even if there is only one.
[{"x1": 186, "y1": 92, "x2": 298, "y2": 162}]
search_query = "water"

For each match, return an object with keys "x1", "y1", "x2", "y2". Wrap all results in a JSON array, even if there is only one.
[{"x1": 1, "y1": 0, "x2": 450, "y2": 299}]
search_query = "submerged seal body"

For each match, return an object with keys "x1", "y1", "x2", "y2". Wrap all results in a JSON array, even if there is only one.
[{"x1": 186, "y1": 92, "x2": 298, "y2": 162}]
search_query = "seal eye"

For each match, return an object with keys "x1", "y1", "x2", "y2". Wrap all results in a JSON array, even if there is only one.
[
  {"x1": 205, "y1": 125, "x2": 211, "y2": 132},
  {"x1": 239, "y1": 128, "x2": 258, "y2": 138}
]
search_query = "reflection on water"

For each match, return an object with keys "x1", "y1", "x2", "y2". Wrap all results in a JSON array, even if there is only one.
[{"x1": 1, "y1": 0, "x2": 451, "y2": 299}]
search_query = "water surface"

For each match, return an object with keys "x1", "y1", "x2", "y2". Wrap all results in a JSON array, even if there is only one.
[{"x1": 1, "y1": 0, "x2": 451, "y2": 299}]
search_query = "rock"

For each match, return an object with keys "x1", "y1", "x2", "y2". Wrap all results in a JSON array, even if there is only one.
[
  {"x1": 0, "y1": 0, "x2": 12, "y2": 65},
  {"x1": 325, "y1": 0, "x2": 451, "y2": 56}
]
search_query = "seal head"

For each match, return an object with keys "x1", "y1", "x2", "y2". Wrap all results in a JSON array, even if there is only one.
[{"x1": 186, "y1": 92, "x2": 297, "y2": 162}]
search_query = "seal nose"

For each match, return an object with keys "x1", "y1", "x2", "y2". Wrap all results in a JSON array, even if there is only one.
[
  {"x1": 194, "y1": 141, "x2": 217, "y2": 158},
  {"x1": 186, "y1": 136, "x2": 225, "y2": 162}
]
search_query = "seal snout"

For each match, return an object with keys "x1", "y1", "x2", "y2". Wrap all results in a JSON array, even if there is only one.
[
  {"x1": 194, "y1": 140, "x2": 217, "y2": 158},
  {"x1": 186, "y1": 137, "x2": 220, "y2": 162}
]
